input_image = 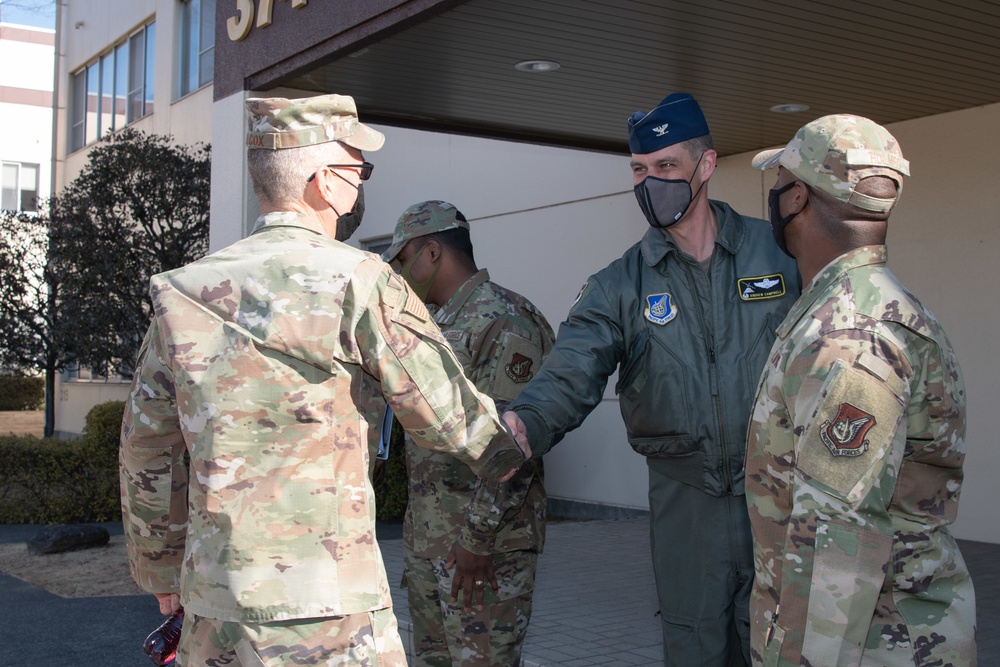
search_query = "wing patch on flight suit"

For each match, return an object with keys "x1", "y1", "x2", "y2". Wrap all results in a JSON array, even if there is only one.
[
  {"x1": 738, "y1": 273, "x2": 786, "y2": 301},
  {"x1": 644, "y1": 293, "x2": 677, "y2": 325}
]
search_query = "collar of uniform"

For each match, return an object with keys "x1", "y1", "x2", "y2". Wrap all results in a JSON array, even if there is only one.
[
  {"x1": 435, "y1": 268, "x2": 491, "y2": 326},
  {"x1": 776, "y1": 245, "x2": 888, "y2": 339},
  {"x1": 249, "y1": 211, "x2": 327, "y2": 236},
  {"x1": 640, "y1": 200, "x2": 743, "y2": 266}
]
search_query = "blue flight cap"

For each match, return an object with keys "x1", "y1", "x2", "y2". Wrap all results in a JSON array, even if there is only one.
[{"x1": 627, "y1": 92, "x2": 710, "y2": 154}]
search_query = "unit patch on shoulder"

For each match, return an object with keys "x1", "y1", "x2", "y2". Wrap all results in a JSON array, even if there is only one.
[
  {"x1": 644, "y1": 293, "x2": 677, "y2": 325},
  {"x1": 820, "y1": 403, "x2": 877, "y2": 458},
  {"x1": 738, "y1": 273, "x2": 786, "y2": 301},
  {"x1": 571, "y1": 281, "x2": 590, "y2": 308},
  {"x1": 505, "y1": 352, "x2": 535, "y2": 383}
]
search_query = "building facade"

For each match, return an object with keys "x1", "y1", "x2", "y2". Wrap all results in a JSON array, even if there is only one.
[
  {"x1": 51, "y1": 0, "x2": 215, "y2": 436},
  {"x1": 0, "y1": 17, "x2": 53, "y2": 213},
  {"x1": 51, "y1": 1, "x2": 1000, "y2": 544}
]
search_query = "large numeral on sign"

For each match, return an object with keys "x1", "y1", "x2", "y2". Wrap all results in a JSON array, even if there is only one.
[
  {"x1": 257, "y1": 0, "x2": 274, "y2": 27},
  {"x1": 227, "y1": 0, "x2": 254, "y2": 41},
  {"x1": 228, "y1": 0, "x2": 308, "y2": 41}
]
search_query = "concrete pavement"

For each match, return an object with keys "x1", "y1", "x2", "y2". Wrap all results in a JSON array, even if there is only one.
[{"x1": 1, "y1": 518, "x2": 997, "y2": 666}]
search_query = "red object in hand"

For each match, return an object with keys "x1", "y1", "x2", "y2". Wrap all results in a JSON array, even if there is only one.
[{"x1": 142, "y1": 608, "x2": 184, "y2": 666}]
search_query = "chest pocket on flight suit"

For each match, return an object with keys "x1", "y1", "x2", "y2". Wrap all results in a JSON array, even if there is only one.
[{"x1": 615, "y1": 325, "x2": 697, "y2": 456}]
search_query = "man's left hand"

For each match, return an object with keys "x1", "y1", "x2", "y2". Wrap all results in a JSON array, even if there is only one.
[
  {"x1": 445, "y1": 542, "x2": 496, "y2": 612},
  {"x1": 154, "y1": 592, "x2": 181, "y2": 615}
]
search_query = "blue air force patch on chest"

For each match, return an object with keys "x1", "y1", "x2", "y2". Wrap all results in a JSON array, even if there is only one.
[
  {"x1": 738, "y1": 273, "x2": 786, "y2": 301},
  {"x1": 644, "y1": 293, "x2": 678, "y2": 325}
]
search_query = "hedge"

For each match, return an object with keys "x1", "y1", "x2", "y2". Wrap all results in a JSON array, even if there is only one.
[
  {"x1": 0, "y1": 400, "x2": 124, "y2": 524},
  {"x1": 0, "y1": 397, "x2": 410, "y2": 525},
  {"x1": 0, "y1": 375, "x2": 45, "y2": 411},
  {"x1": 373, "y1": 418, "x2": 408, "y2": 522}
]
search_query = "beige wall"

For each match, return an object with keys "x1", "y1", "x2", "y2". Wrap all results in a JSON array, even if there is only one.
[
  {"x1": 55, "y1": 381, "x2": 130, "y2": 437},
  {"x1": 355, "y1": 123, "x2": 653, "y2": 510}
]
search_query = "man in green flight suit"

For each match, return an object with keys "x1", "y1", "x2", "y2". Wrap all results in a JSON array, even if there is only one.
[
  {"x1": 745, "y1": 114, "x2": 976, "y2": 666},
  {"x1": 383, "y1": 200, "x2": 555, "y2": 666},
  {"x1": 503, "y1": 92, "x2": 800, "y2": 666}
]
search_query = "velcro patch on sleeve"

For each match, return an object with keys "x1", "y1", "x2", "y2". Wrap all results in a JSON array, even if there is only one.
[
  {"x1": 487, "y1": 331, "x2": 543, "y2": 404},
  {"x1": 796, "y1": 358, "x2": 905, "y2": 504},
  {"x1": 385, "y1": 272, "x2": 441, "y2": 339}
]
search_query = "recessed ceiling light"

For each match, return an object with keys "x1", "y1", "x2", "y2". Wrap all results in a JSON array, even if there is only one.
[
  {"x1": 770, "y1": 103, "x2": 810, "y2": 113},
  {"x1": 348, "y1": 47, "x2": 370, "y2": 59},
  {"x1": 515, "y1": 60, "x2": 561, "y2": 73}
]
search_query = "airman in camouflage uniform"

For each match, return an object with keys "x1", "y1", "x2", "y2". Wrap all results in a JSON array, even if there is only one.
[
  {"x1": 120, "y1": 95, "x2": 528, "y2": 667},
  {"x1": 746, "y1": 115, "x2": 977, "y2": 666},
  {"x1": 382, "y1": 200, "x2": 555, "y2": 666}
]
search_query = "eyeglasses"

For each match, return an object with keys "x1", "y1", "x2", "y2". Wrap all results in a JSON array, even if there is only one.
[{"x1": 307, "y1": 161, "x2": 375, "y2": 182}]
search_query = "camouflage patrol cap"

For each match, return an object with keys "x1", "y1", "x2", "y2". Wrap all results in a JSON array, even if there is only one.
[
  {"x1": 245, "y1": 94, "x2": 385, "y2": 151},
  {"x1": 382, "y1": 200, "x2": 469, "y2": 263},
  {"x1": 752, "y1": 114, "x2": 910, "y2": 213}
]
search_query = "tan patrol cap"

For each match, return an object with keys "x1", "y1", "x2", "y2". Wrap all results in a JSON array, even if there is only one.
[
  {"x1": 245, "y1": 94, "x2": 385, "y2": 151},
  {"x1": 752, "y1": 114, "x2": 909, "y2": 213}
]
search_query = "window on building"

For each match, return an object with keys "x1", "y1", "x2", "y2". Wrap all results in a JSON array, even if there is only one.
[
  {"x1": 127, "y1": 29, "x2": 146, "y2": 123},
  {"x1": 1, "y1": 162, "x2": 40, "y2": 212},
  {"x1": 178, "y1": 0, "x2": 215, "y2": 98},
  {"x1": 62, "y1": 363, "x2": 131, "y2": 384},
  {"x1": 99, "y1": 52, "x2": 114, "y2": 137},
  {"x1": 86, "y1": 61, "x2": 99, "y2": 146},
  {"x1": 364, "y1": 236, "x2": 392, "y2": 258},
  {"x1": 70, "y1": 70, "x2": 86, "y2": 150},
  {"x1": 70, "y1": 21, "x2": 156, "y2": 153},
  {"x1": 114, "y1": 43, "x2": 128, "y2": 131}
]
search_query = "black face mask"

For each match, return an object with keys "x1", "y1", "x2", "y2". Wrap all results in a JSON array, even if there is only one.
[
  {"x1": 767, "y1": 180, "x2": 799, "y2": 258},
  {"x1": 335, "y1": 183, "x2": 365, "y2": 241},
  {"x1": 633, "y1": 152, "x2": 706, "y2": 229}
]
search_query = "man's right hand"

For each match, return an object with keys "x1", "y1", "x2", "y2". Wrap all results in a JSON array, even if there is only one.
[
  {"x1": 502, "y1": 410, "x2": 530, "y2": 458},
  {"x1": 497, "y1": 411, "x2": 531, "y2": 482}
]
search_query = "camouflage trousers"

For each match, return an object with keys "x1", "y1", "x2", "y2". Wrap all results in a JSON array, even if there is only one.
[
  {"x1": 403, "y1": 547, "x2": 537, "y2": 667},
  {"x1": 177, "y1": 607, "x2": 407, "y2": 666}
]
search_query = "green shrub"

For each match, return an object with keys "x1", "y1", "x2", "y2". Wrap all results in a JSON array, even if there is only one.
[
  {"x1": 0, "y1": 400, "x2": 124, "y2": 524},
  {"x1": 0, "y1": 375, "x2": 45, "y2": 411},
  {"x1": 78, "y1": 400, "x2": 126, "y2": 521},
  {"x1": 373, "y1": 418, "x2": 408, "y2": 522},
  {"x1": 0, "y1": 397, "x2": 411, "y2": 525}
]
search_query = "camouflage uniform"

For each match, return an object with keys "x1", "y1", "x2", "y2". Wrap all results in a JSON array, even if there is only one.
[
  {"x1": 744, "y1": 246, "x2": 976, "y2": 666},
  {"x1": 746, "y1": 116, "x2": 976, "y2": 666},
  {"x1": 404, "y1": 269, "x2": 554, "y2": 667},
  {"x1": 383, "y1": 201, "x2": 555, "y2": 666},
  {"x1": 121, "y1": 95, "x2": 525, "y2": 666}
]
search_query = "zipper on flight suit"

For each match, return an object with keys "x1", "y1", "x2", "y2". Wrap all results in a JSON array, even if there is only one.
[{"x1": 682, "y1": 257, "x2": 734, "y2": 494}]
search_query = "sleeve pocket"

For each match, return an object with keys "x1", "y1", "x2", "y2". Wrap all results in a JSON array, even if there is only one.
[
  {"x1": 801, "y1": 520, "x2": 892, "y2": 663},
  {"x1": 795, "y1": 358, "x2": 905, "y2": 506}
]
